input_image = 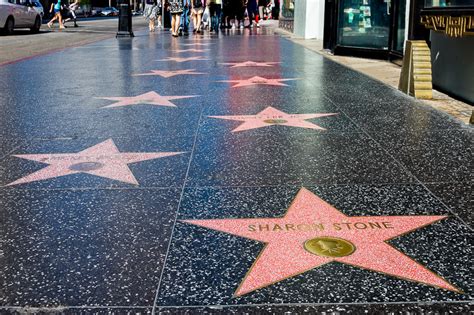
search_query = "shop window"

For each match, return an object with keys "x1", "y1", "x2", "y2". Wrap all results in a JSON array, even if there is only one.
[
  {"x1": 281, "y1": 0, "x2": 294, "y2": 18},
  {"x1": 337, "y1": 0, "x2": 391, "y2": 49},
  {"x1": 425, "y1": 0, "x2": 474, "y2": 7}
]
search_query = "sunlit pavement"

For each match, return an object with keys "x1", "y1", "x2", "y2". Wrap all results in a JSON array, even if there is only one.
[{"x1": 0, "y1": 27, "x2": 472, "y2": 314}]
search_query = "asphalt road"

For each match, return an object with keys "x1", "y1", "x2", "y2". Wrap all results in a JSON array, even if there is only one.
[{"x1": 0, "y1": 16, "x2": 148, "y2": 65}]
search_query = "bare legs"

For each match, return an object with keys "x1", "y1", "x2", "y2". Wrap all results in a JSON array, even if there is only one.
[
  {"x1": 47, "y1": 12, "x2": 64, "y2": 29},
  {"x1": 192, "y1": 11, "x2": 202, "y2": 32},
  {"x1": 171, "y1": 14, "x2": 180, "y2": 36},
  {"x1": 149, "y1": 18, "x2": 155, "y2": 32}
]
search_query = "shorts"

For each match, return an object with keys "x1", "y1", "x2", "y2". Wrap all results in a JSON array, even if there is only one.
[{"x1": 191, "y1": 7, "x2": 203, "y2": 15}]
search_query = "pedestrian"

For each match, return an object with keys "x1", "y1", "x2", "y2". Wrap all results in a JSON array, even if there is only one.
[
  {"x1": 207, "y1": 0, "x2": 221, "y2": 33},
  {"x1": 168, "y1": 0, "x2": 183, "y2": 37},
  {"x1": 179, "y1": 0, "x2": 190, "y2": 35},
  {"x1": 144, "y1": 0, "x2": 160, "y2": 32},
  {"x1": 222, "y1": 0, "x2": 232, "y2": 29},
  {"x1": 63, "y1": 0, "x2": 79, "y2": 27},
  {"x1": 47, "y1": 0, "x2": 65, "y2": 29},
  {"x1": 246, "y1": 0, "x2": 258, "y2": 27},
  {"x1": 258, "y1": 0, "x2": 269, "y2": 22},
  {"x1": 235, "y1": 0, "x2": 247, "y2": 29},
  {"x1": 191, "y1": 0, "x2": 205, "y2": 33}
]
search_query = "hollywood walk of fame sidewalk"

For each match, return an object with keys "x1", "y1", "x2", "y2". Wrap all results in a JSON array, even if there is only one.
[{"x1": 0, "y1": 26, "x2": 472, "y2": 314}]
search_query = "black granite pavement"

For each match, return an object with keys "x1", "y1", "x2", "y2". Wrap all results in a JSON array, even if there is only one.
[{"x1": 0, "y1": 27, "x2": 472, "y2": 314}]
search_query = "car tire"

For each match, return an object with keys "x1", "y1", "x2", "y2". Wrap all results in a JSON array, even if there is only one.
[
  {"x1": 3, "y1": 17, "x2": 14, "y2": 35},
  {"x1": 30, "y1": 16, "x2": 41, "y2": 33}
]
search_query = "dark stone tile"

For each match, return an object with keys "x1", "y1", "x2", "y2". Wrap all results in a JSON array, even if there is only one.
[
  {"x1": 426, "y1": 182, "x2": 473, "y2": 228},
  {"x1": 156, "y1": 303, "x2": 473, "y2": 314},
  {"x1": 157, "y1": 185, "x2": 472, "y2": 306},
  {"x1": 371, "y1": 129, "x2": 472, "y2": 183},
  {"x1": 0, "y1": 138, "x2": 22, "y2": 161},
  {"x1": 186, "y1": 132, "x2": 415, "y2": 187},
  {"x1": 2, "y1": 307, "x2": 152, "y2": 314},
  {"x1": 0, "y1": 188, "x2": 180, "y2": 306},
  {"x1": 0, "y1": 136, "x2": 192, "y2": 189}
]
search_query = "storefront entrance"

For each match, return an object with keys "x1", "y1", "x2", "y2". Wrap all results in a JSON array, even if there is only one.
[{"x1": 324, "y1": 0, "x2": 407, "y2": 60}]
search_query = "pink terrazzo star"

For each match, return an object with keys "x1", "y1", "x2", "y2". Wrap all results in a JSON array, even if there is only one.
[
  {"x1": 183, "y1": 188, "x2": 460, "y2": 296},
  {"x1": 157, "y1": 56, "x2": 209, "y2": 63},
  {"x1": 173, "y1": 49, "x2": 209, "y2": 53},
  {"x1": 133, "y1": 69, "x2": 207, "y2": 78},
  {"x1": 6, "y1": 139, "x2": 184, "y2": 186},
  {"x1": 218, "y1": 76, "x2": 299, "y2": 88},
  {"x1": 96, "y1": 91, "x2": 198, "y2": 108},
  {"x1": 209, "y1": 106, "x2": 337, "y2": 132},
  {"x1": 220, "y1": 61, "x2": 281, "y2": 68}
]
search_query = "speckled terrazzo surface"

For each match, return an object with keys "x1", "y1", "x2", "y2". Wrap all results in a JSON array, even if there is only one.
[{"x1": 0, "y1": 27, "x2": 472, "y2": 314}]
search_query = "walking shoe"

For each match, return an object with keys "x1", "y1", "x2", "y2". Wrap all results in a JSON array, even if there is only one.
[{"x1": 47, "y1": 22, "x2": 52, "y2": 28}]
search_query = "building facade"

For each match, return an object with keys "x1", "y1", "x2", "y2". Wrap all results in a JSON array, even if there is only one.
[{"x1": 288, "y1": 0, "x2": 473, "y2": 103}]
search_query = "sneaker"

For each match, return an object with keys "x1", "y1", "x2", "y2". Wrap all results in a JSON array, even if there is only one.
[{"x1": 256, "y1": 23, "x2": 260, "y2": 27}]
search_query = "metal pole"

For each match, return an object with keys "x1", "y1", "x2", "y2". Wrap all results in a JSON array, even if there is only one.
[{"x1": 161, "y1": 0, "x2": 164, "y2": 29}]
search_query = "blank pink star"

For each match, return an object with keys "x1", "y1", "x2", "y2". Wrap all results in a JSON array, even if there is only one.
[
  {"x1": 96, "y1": 91, "x2": 198, "y2": 108},
  {"x1": 133, "y1": 69, "x2": 207, "y2": 78},
  {"x1": 157, "y1": 56, "x2": 209, "y2": 63},
  {"x1": 220, "y1": 61, "x2": 281, "y2": 68},
  {"x1": 218, "y1": 76, "x2": 299, "y2": 88},
  {"x1": 6, "y1": 139, "x2": 184, "y2": 186},
  {"x1": 173, "y1": 49, "x2": 209, "y2": 53},
  {"x1": 183, "y1": 187, "x2": 460, "y2": 296},
  {"x1": 209, "y1": 106, "x2": 337, "y2": 132}
]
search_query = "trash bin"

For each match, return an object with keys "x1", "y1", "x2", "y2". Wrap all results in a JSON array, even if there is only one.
[{"x1": 116, "y1": 0, "x2": 134, "y2": 37}]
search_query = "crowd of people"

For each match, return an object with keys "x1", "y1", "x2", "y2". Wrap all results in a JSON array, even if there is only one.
[{"x1": 143, "y1": 0, "x2": 278, "y2": 36}]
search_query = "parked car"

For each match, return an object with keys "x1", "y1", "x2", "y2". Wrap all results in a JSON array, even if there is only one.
[
  {"x1": 0, "y1": 0, "x2": 42, "y2": 35},
  {"x1": 30, "y1": 0, "x2": 43, "y2": 17},
  {"x1": 100, "y1": 7, "x2": 118, "y2": 16}
]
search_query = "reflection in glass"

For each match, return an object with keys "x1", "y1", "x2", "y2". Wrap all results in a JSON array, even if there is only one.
[
  {"x1": 425, "y1": 0, "x2": 474, "y2": 7},
  {"x1": 281, "y1": 0, "x2": 295, "y2": 18},
  {"x1": 337, "y1": 0, "x2": 390, "y2": 49},
  {"x1": 394, "y1": 0, "x2": 406, "y2": 53}
]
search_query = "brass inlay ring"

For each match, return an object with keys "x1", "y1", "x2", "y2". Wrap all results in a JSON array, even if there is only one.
[
  {"x1": 304, "y1": 236, "x2": 356, "y2": 258},
  {"x1": 264, "y1": 119, "x2": 288, "y2": 124}
]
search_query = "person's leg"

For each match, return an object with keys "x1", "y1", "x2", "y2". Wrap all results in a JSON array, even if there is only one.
[
  {"x1": 58, "y1": 12, "x2": 64, "y2": 28},
  {"x1": 216, "y1": 5, "x2": 221, "y2": 31},
  {"x1": 192, "y1": 11, "x2": 196, "y2": 32},
  {"x1": 48, "y1": 12, "x2": 59, "y2": 27},
  {"x1": 184, "y1": 7, "x2": 189, "y2": 34},
  {"x1": 175, "y1": 14, "x2": 181, "y2": 35},
  {"x1": 197, "y1": 12, "x2": 202, "y2": 31},
  {"x1": 72, "y1": 10, "x2": 77, "y2": 26},
  {"x1": 171, "y1": 14, "x2": 176, "y2": 35},
  {"x1": 209, "y1": 4, "x2": 215, "y2": 31}
]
